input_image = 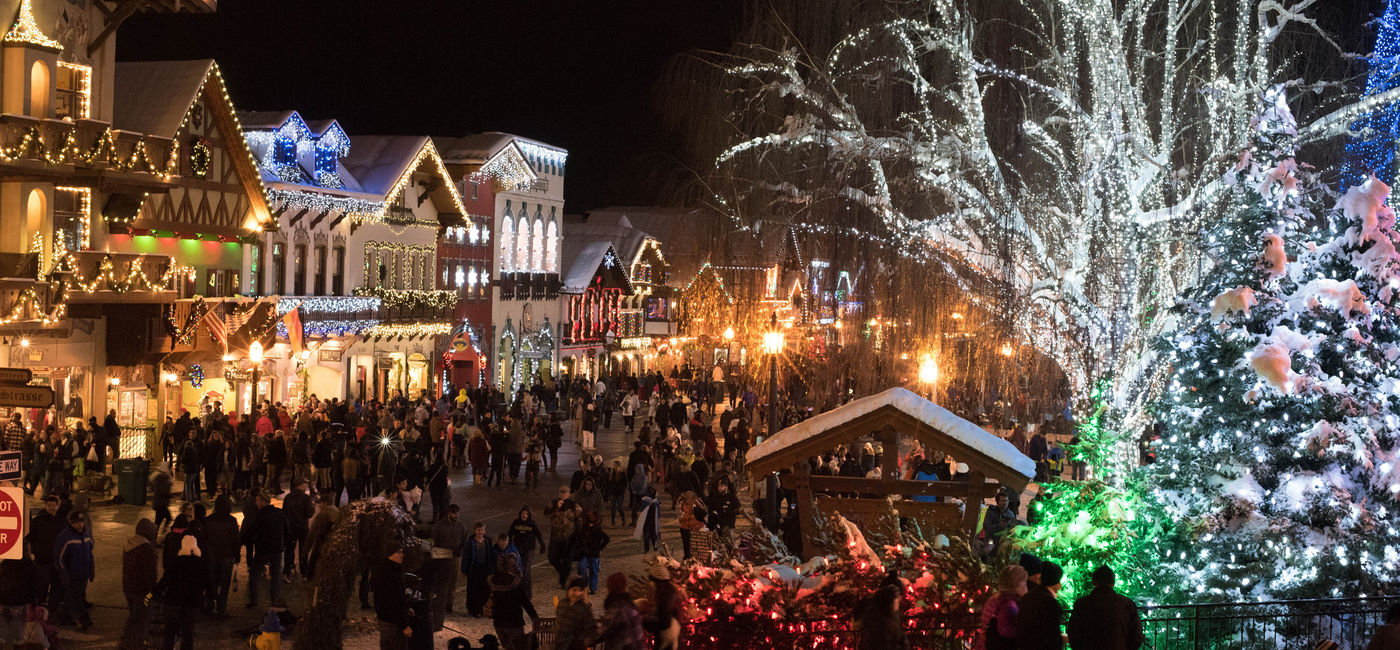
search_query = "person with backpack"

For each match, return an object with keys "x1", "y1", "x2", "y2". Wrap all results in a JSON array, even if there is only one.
[
  {"x1": 178, "y1": 430, "x2": 203, "y2": 504},
  {"x1": 977, "y1": 565, "x2": 1027, "y2": 650}
]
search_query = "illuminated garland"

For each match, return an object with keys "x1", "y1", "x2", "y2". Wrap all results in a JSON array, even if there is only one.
[
  {"x1": 0, "y1": 287, "x2": 65, "y2": 326},
  {"x1": 280, "y1": 319, "x2": 379, "y2": 339},
  {"x1": 189, "y1": 364, "x2": 204, "y2": 388},
  {"x1": 189, "y1": 138, "x2": 212, "y2": 178},
  {"x1": 267, "y1": 188, "x2": 383, "y2": 221},
  {"x1": 277, "y1": 295, "x2": 381, "y2": 315},
  {"x1": 58, "y1": 253, "x2": 194, "y2": 294},
  {"x1": 0, "y1": 125, "x2": 182, "y2": 180},
  {"x1": 3, "y1": 0, "x2": 61, "y2": 51},
  {"x1": 361, "y1": 321, "x2": 453, "y2": 339},
  {"x1": 164, "y1": 297, "x2": 210, "y2": 345},
  {"x1": 352, "y1": 286, "x2": 457, "y2": 310}
]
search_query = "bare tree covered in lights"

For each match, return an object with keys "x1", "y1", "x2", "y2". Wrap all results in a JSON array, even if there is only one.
[{"x1": 664, "y1": 0, "x2": 1345, "y2": 429}]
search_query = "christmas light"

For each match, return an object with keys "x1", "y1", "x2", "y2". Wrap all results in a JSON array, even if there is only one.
[
  {"x1": 361, "y1": 321, "x2": 453, "y2": 339},
  {"x1": 3, "y1": 0, "x2": 61, "y2": 51}
]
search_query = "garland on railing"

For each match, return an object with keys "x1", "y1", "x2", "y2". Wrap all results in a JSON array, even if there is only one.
[
  {"x1": 352, "y1": 286, "x2": 458, "y2": 310},
  {"x1": 0, "y1": 125, "x2": 180, "y2": 178},
  {"x1": 58, "y1": 253, "x2": 194, "y2": 294},
  {"x1": 164, "y1": 296, "x2": 210, "y2": 346}
]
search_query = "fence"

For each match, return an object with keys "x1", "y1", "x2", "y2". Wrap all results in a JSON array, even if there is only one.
[{"x1": 1141, "y1": 596, "x2": 1400, "y2": 649}]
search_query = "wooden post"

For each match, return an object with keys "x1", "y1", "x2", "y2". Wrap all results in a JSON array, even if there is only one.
[
  {"x1": 963, "y1": 470, "x2": 986, "y2": 531},
  {"x1": 880, "y1": 426, "x2": 900, "y2": 482},
  {"x1": 794, "y1": 460, "x2": 815, "y2": 551}
]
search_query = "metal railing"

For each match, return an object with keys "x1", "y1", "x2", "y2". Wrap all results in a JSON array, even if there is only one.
[{"x1": 1141, "y1": 596, "x2": 1400, "y2": 650}]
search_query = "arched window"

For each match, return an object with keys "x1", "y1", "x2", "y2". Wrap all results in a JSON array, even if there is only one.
[
  {"x1": 516, "y1": 215, "x2": 531, "y2": 272},
  {"x1": 545, "y1": 220, "x2": 559, "y2": 273},
  {"x1": 29, "y1": 61, "x2": 48, "y2": 118},
  {"x1": 499, "y1": 217, "x2": 513, "y2": 271},
  {"x1": 531, "y1": 217, "x2": 544, "y2": 271}
]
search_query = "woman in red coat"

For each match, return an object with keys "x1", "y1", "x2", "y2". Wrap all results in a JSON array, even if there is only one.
[{"x1": 468, "y1": 428, "x2": 491, "y2": 485}]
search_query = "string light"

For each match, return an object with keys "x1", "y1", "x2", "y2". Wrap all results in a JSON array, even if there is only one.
[
  {"x1": 3, "y1": 0, "x2": 62, "y2": 51},
  {"x1": 352, "y1": 286, "x2": 457, "y2": 310},
  {"x1": 361, "y1": 321, "x2": 453, "y2": 339}
]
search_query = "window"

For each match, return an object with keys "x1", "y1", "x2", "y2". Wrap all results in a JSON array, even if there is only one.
[
  {"x1": 545, "y1": 220, "x2": 559, "y2": 273},
  {"x1": 455, "y1": 263, "x2": 465, "y2": 289},
  {"x1": 499, "y1": 216, "x2": 513, "y2": 271},
  {"x1": 442, "y1": 262, "x2": 450, "y2": 289},
  {"x1": 423, "y1": 254, "x2": 433, "y2": 289},
  {"x1": 516, "y1": 215, "x2": 530, "y2": 272},
  {"x1": 314, "y1": 245, "x2": 326, "y2": 295},
  {"x1": 293, "y1": 244, "x2": 307, "y2": 295},
  {"x1": 55, "y1": 63, "x2": 91, "y2": 120},
  {"x1": 274, "y1": 137, "x2": 296, "y2": 167},
  {"x1": 531, "y1": 217, "x2": 543, "y2": 271},
  {"x1": 207, "y1": 269, "x2": 238, "y2": 297},
  {"x1": 271, "y1": 242, "x2": 286, "y2": 294},
  {"x1": 468, "y1": 223, "x2": 479, "y2": 246},
  {"x1": 332, "y1": 246, "x2": 344, "y2": 294},
  {"x1": 52, "y1": 186, "x2": 90, "y2": 253},
  {"x1": 470, "y1": 181, "x2": 478, "y2": 200}
]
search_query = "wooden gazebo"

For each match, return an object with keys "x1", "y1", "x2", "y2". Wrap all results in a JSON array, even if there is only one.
[{"x1": 746, "y1": 387, "x2": 1035, "y2": 546}]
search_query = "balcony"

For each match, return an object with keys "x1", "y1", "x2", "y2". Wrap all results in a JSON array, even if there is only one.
[
  {"x1": 0, "y1": 115, "x2": 178, "y2": 192},
  {"x1": 0, "y1": 276, "x2": 63, "y2": 329},
  {"x1": 499, "y1": 271, "x2": 559, "y2": 301},
  {"x1": 58, "y1": 251, "x2": 182, "y2": 303}
]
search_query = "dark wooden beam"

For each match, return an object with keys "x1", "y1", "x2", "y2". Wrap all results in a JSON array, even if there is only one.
[
  {"x1": 287, "y1": 208, "x2": 310, "y2": 227},
  {"x1": 95, "y1": 0, "x2": 116, "y2": 19},
  {"x1": 308, "y1": 210, "x2": 329, "y2": 229},
  {"x1": 328, "y1": 212, "x2": 347, "y2": 229},
  {"x1": 88, "y1": 0, "x2": 146, "y2": 57}
]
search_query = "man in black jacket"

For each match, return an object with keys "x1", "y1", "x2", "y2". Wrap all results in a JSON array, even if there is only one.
[
  {"x1": 1017, "y1": 561, "x2": 1065, "y2": 650},
  {"x1": 282, "y1": 478, "x2": 314, "y2": 580},
  {"x1": 25, "y1": 495, "x2": 63, "y2": 613},
  {"x1": 1067, "y1": 566, "x2": 1145, "y2": 650},
  {"x1": 203, "y1": 496, "x2": 241, "y2": 615},
  {"x1": 240, "y1": 491, "x2": 289, "y2": 609},
  {"x1": 373, "y1": 543, "x2": 413, "y2": 648}
]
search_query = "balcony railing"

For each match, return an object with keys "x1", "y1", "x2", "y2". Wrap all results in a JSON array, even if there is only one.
[
  {"x1": 499, "y1": 271, "x2": 558, "y2": 301},
  {"x1": 0, "y1": 115, "x2": 178, "y2": 187},
  {"x1": 57, "y1": 251, "x2": 183, "y2": 302}
]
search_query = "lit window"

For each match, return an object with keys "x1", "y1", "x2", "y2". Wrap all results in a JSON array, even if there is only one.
[
  {"x1": 468, "y1": 266, "x2": 478, "y2": 288},
  {"x1": 55, "y1": 62, "x2": 91, "y2": 120},
  {"x1": 468, "y1": 224, "x2": 479, "y2": 245},
  {"x1": 455, "y1": 264, "x2": 466, "y2": 288}
]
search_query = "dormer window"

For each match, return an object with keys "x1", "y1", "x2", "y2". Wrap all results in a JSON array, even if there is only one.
[{"x1": 274, "y1": 137, "x2": 296, "y2": 167}]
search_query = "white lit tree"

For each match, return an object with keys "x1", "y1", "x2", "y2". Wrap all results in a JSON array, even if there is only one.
[
  {"x1": 1148, "y1": 89, "x2": 1400, "y2": 601},
  {"x1": 687, "y1": 0, "x2": 1341, "y2": 432}
]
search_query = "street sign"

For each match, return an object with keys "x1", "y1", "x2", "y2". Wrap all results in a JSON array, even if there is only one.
[
  {"x1": 0, "y1": 450, "x2": 19, "y2": 481},
  {"x1": 0, "y1": 487, "x2": 23, "y2": 560},
  {"x1": 0, "y1": 384, "x2": 53, "y2": 409},
  {"x1": 0, "y1": 368, "x2": 32, "y2": 385}
]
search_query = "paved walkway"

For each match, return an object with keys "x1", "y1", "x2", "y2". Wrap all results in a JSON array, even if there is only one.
[{"x1": 19, "y1": 409, "x2": 722, "y2": 648}]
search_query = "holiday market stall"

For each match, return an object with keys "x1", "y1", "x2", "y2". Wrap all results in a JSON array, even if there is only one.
[{"x1": 746, "y1": 387, "x2": 1035, "y2": 550}]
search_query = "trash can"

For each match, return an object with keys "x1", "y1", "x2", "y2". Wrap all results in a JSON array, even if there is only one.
[{"x1": 115, "y1": 458, "x2": 149, "y2": 506}]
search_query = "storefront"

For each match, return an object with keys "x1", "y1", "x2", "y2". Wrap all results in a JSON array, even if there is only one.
[{"x1": 7, "y1": 319, "x2": 103, "y2": 426}]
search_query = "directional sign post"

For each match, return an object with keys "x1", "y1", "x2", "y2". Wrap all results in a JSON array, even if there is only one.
[
  {"x1": 0, "y1": 450, "x2": 19, "y2": 481},
  {"x1": 0, "y1": 384, "x2": 52, "y2": 409},
  {"x1": 0, "y1": 368, "x2": 31, "y2": 385},
  {"x1": 0, "y1": 487, "x2": 23, "y2": 560}
]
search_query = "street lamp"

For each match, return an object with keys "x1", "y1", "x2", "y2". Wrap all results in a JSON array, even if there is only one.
[
  {"x1": 763, "y1": 312, "x2": 784, "y2": 437},
  {"x1": 722, "y1": 326, "x2": 735, "y2": 364},
  {"x1": 918, "y1": 356, "x2": 938, "y2": 400},
  {"x1": 249, "y1": 341, "x2": 264, "y2": 416}
]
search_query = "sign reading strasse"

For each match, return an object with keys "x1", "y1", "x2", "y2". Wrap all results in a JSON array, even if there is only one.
[
  {"x1": 0, "y1": 368, "x2": 31, "y2": 385},
  {"x1": 0, "y1": 384, "x2": 53, "y2": 409},
  {"x1": 0, "y1": 451, "x2": 19, "y2": 481}
]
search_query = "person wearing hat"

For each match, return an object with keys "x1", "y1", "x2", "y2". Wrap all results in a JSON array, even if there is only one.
[
  {"x1": 1016, "y1": 560, "x2": 1065, "y2": 649},
  {"x1": 162, "y1": 534, "x2": 208, "y2": 650},
  {"x1": 553, "y1": 577, "x2": 596, "y2": 650},
  {"x1": 372, "y1": 542, "x2": 413, "y2": 648},
  {"x1": 120, "y1": 518, "x2": 159, "y2": 648},
  {"x1": 54, "y1": 509, "x2": 94, "y2": 630},
  {"x1": 597, "y1": 571, "x2": 644, "y2": 649},
  {"x1": 251, "y1": 611, "x2": 285, "y2": 650},
  {"x1": 1067, "y1": 566, "x2": 1144, "y2": 650},
  {"x1": 642, "y1": 564, "x2": 682, "y2": 650},
  {"x1": 977, "y1": 564, "x2": 1026, "y2": 650},
  {"x1": 486, "y1": 553, "x2": 537, "y2": 650},
  {"x1": 25, "y1": 495, "x2": 64, "y2": 615}
]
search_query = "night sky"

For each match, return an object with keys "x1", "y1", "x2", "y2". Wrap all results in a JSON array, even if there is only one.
[
  {"x1": 116, "y1": 0, "x2": 742, "y2": 213},
  {"x1": 117, "y1": 1, "x2": 1381, "y2": 214}
]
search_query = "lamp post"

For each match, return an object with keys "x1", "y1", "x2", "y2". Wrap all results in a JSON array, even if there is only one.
[
  {"x1": 249, "y1": 341, "x2": 264, "y2": 416},
  {"x1": 918, "y1": 356, "x2": 938, "y2": 401},
  {"x1": 722, "y1": 326, "x2": 735, "y2": 365},
  {"x1": 762, "y1": 312, "x2": 784, "y2": 437}
]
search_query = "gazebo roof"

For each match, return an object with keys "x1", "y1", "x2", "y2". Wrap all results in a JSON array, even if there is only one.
[{"x1": 747, "y1": 387, "x2": 1035, "y2": 490}]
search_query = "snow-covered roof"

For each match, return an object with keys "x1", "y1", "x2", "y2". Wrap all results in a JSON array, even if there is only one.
[
  {"x1": 340, "y1": 135, "x2": 429, "y2": 196},
  {"x1": 591, "y1": 206, "x2": 714, "y2": 288},
  {"x1": 560, "y1": 241, "x2": 619, "y2": 292},
  {"x1": 563, "y1": 213, "x2": 652, "y2": 267},
  {"x1": 112, "y1": 60, "x2": 216, "y2": 137},
  {"x1": 747, "y1": 387, "x2": 1036, "y2": 483}
]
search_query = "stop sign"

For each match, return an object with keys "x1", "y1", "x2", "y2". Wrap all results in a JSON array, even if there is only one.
[{"x1": 0, "y1": 487, "x2": 24, "y2": 560}]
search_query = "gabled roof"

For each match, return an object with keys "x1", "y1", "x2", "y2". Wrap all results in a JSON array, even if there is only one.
[
  {"x1": 590, "y1": 206, "x2": 715, "y2": 288},
  {"x1": 113, "y1": 60, "x2": 217, "y2": 137},
  {"x1": 239, "y1": 110, "x2": 300, "y2": 131},
  {"x1": 747, "y1": 387, "x2": 1035, "y2": 490},
  {"x1": 560, "y1": 240, "x2": 630, "y2": 293},
  {"x1": 340, "y1": 136, "x2": 466, "y2": 218}
]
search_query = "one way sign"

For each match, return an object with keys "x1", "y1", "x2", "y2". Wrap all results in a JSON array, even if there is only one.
[{"x1": 0, "y1": 450, "x2": 18, "y2": 481}]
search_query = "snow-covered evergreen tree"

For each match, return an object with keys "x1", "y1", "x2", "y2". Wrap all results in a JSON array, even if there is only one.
[
  {"x1": 1151, "y1": 89, "x2": 1400, "y2": 602},
  {"x1": 1344, "y1": 0, "x2": 1400, "y2": 188}
]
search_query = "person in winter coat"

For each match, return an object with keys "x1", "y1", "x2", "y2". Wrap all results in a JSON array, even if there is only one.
[
  {"x1": 162, "y1": 535, "x2": 209, "y2": 650},
  {"x1": 373, "y1": 544, "x2": 413, "y2": 649},
  {"x1": 468, "y1": 429, "x2": 491, "y2": 484},
  {"x1": 545, "y1": 487, "x2": 581, "y2": 588},
  {"x1": 524, "y1": 428, "x2": 544, "y2": 489},
  {"x1": 121, "y1": 518, "x2": 158, "y2": 649},
  {"x1": 426, "y1": 453, "x2": 450, "y2": 521},
  {"x1": 1366, "y1": 603, "x2": 1400, "y2": 650},
  {"x1": 461, "y1": 522, "x2": 492, "y2": 617},
  {"x1": 633, "y1": 490, "x2": 661, "y2": 553},
  {"x1": 304, "y1": 494, "x2": 339, "y2": 581},
  {"x1": 507, "y1": 507, "x2": 546, "y2": 596},
  {"x1": 554, "y1": 577, "x2": 597, "y2": 650},
  {"x1": 603, "y1": 460, "x2": 628, "y2": 527},
  {"x1": 241, "y1": 491, "x2": 290, "y2": 608},
  {"x1": 1067, "y1": 566, "x2": 1145, "y2": 650},
  {"x1": 571, "y1": 511, "x2": 610, "y2": 594},
  {"x1": 976, "y1": 565, "x2": 1027, "y2": 650},
  {"x1": 282, "y1": 478, "x2": 314, "y2": 580},
  {"x1": 597, "y1": 571, "x2": 645, "y2": 650},
  {"x1": 705, "y1": 479, "x2": 740, "y2": 545},
  {"x1": 202, "y1": 495, "x2": 241, "y2": 615},
  {"x1": 26, "y1": 495, "x2": 63, "y2": 614},
  {"x1": 55, "y1": 510, "x2": 94, "y2": 629},
  {"x1": 857, "y1": 584, "x2": 909, "y2": 650},
  {"x1": 675, "y1": 490, "x2": 706, "y2": 559},
  {"x1": 151, "y1": 464, "x2": 174, "y2": 535},
  {"x1": 1015, "y1": 561, "x2": 1065, "y2": 650},
  {"x1": 431, "y1": 505, "x2": 467, "y2": 620},
  {"x1": 487, "y1": 553, "x2": 538, "y2": 650},
  {"x1": 575, "y1": 476, "x2": 605, "y2": 521},
  {"x1": 642, "y1": 564, "x2": 682, "y2": 650},
  {"x1": 0, "y1": 551, "x2": 41, "y2": 648}
]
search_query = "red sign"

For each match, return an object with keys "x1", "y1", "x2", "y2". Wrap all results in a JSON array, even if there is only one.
[{"x1": 0, "y1": 487, "x2": 24, "y2": 560}]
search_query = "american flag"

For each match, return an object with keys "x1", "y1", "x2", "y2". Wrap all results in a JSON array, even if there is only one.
[
  {"x1": 227, "y1": 303, "x2": 254, "y2": 333},
  {"x1": 204, "y1": 306, "x2": 227, "y2": 353}
]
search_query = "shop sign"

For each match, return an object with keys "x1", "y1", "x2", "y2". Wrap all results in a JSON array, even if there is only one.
[
  {"x1": 0, "y1": 368, "x2": 31, "y2": 384},
  {"x1": 319, "y1": 348, "x2": 344, "y2": 363},
  {"x1": 25, "y1": 350, "x2": 42, "y2": 362},
  {"x1": 0, "y1": 384, "x2": 54, "y2": 408}
]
